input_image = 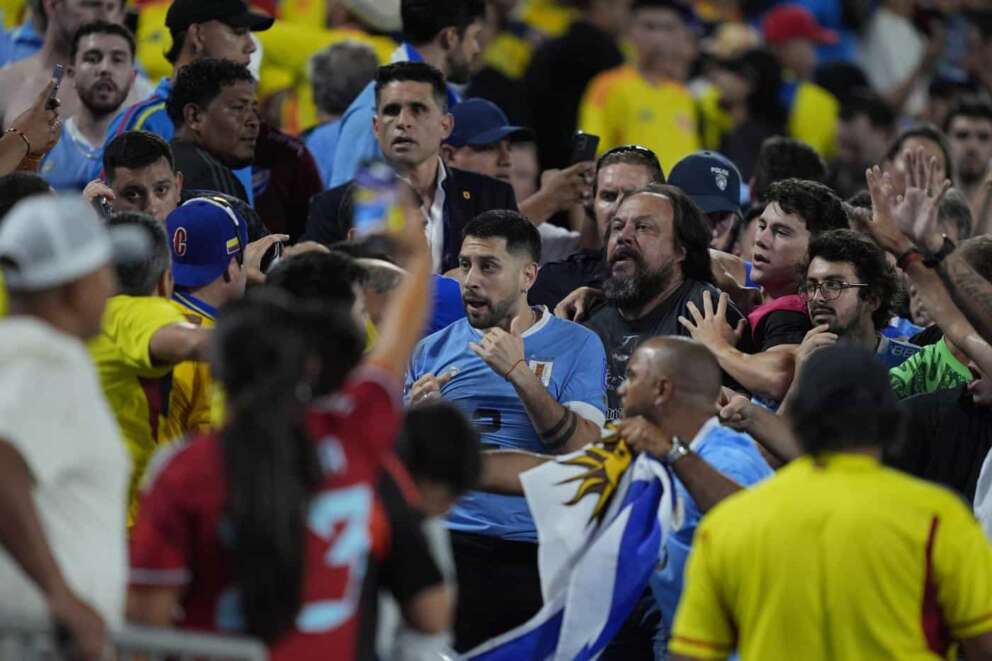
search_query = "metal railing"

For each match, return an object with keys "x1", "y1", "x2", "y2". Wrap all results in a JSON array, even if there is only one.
[{"x1": 0, "y1": 612, "x2": 268, "y2": 660}]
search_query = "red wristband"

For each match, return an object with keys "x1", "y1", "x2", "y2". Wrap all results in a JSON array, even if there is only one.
[{"x1": 896, "y1": 248, "x2": 924, "y2": 271}]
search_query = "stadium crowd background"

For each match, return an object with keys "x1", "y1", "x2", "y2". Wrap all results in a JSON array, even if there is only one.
[{"x1": 2, "y1": 0, "x2": 992, "y2": 658}]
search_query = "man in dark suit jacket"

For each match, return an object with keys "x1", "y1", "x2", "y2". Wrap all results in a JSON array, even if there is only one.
[{"x1": 304, "y1": 61, "x2": 517, "y2": 273}]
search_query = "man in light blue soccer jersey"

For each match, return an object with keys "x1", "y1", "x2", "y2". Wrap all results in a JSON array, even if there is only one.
[{"x1": 406, "y1": 209, "x2": 608, "y2": 652}]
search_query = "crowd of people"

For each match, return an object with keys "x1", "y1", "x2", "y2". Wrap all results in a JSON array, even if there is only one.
[{"x1": 0, "y1": 0, "x2": 992, "y2": 659}]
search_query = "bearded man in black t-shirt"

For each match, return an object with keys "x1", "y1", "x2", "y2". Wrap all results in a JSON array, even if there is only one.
[{"x1": 584, "y1": 183, "x2": 745, "y2": 420}]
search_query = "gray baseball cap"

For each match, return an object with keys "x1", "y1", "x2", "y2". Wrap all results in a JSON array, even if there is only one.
[{"x1": 0, "y1": 195, "x2": 149, "y2": 292}]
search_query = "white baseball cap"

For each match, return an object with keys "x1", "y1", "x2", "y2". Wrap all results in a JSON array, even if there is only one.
[{"x1": 0, "y1": 195, "x2": 149, "y2": 292}]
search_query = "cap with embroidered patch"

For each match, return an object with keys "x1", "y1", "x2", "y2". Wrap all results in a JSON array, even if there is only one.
[
  {"x1": 166, "y1": 197, "x2": 249, "y2": 289},
  {"x1": 668, "y1": 150, "x2": 742, "y2": 215}
]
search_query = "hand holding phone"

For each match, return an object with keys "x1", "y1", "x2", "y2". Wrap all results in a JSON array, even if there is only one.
[
  {"x1": 571, "y1": 131, "x2": 600, "y2": 165},
  {"x1": 46, "y1": 64, "x2": 64, "y2": 111}
]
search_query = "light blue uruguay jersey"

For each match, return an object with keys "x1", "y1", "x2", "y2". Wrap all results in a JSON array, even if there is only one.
[
  {"x1": 405, "y1": 307, "x2": 608, "y2": 542},
  {"x1": 40, "y1": 118, "x2": 101, "y2": 191}
]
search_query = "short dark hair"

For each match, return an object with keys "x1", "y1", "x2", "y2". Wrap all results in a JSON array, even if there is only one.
[
  {"x1": 265, "y1": 251, "x2": 367, "y2": 307},
  {"x1": 752, "y1": 137, "x2": 827, "y2": 204},
  {"x1": 165, "y1": 29, "x2": 186, "y2": 65},
  {"x1": 0, "y1": 173, "x2": 49, "y2": 222},
  {"x1": 401, "y1": 0, "x2": 486, "y2": 45},
  {"x1": 884, "y1": 124, "x2": 956, "y2": 183},
  {"x1": 807, "y1": 229, "x2": 899, "y2": 330},
  {"x1": 943, "y1": 96, "x2": 992, "y2": 133},
  {"x1": 310, "y1": 41, "x2": 379, "y2": 116},
  {"x1": 396, "y1": 401, "x2": 481, "y2": 494},
  {"x1": 107, "y1": 211, "x2": 170, "y2": 295},
  {"x1": 839, "y1": 89, "x2": 896, "y2": 130},
  {"x1": 166, "y1": 58, "x2": 255, "y2": 127},
  {"x1": 764, "y1": 178, "x2": 848, "y2": 236},
  {"x1": 594, "y1": 144, "x2": 666, "y2": 198},
  {"x1": 373, "y1": 61, "x2": 448, "y2": 113},
  {"x1": 623, "y1": 183, "x2": 714, "y2": 284},
  {"x1": 462, "y1": 209, "x2": 541, "y2": 264},
  {"x1": 790, "y1": 346, "x2": 905, "y2": 454},
  {"x1": 103, "y1": 131, "x2": 176, "y2": 182},
  {"x1": 939, "y1": 189, "x2": 973, "y2": 240},
  {"x1": 70, "y1": 20, "x2": 135, "y2": 62}
]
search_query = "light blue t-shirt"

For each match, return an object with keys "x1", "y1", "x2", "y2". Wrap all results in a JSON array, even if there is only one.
[
  {"x1": 102, "y1": 77, "x2": 254, "y2": 205},
  {"x1": 40, "y1": 118, "x2": 101, "y2": 191},
  {"x1": 650, "y1": 418, "x2": 773, "y2": 631},
  {"x1": 405, "y1": 308, "x2": 608, "y2": 542},
  {"x1": 304, "y1": 119, "x2": 342, "y2": 189}
]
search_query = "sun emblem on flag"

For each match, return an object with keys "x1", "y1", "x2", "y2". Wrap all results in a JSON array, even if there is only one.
[{"x1": 557, "y1": 437, "x2": 633, "y2": 526}]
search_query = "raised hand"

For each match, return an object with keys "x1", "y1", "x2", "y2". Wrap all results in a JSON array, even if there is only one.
[
  {"x1": 678, "y1": 290, "x2": 745, "y2": 349},
  {"x1": 10, "y1": 79, "x2": 61, "y2": 158},
  {"x1": 893, "y1": 147, "x2": 952, "y2": 254},
  {"x1": 863, "y1": 166, "x2": 913, "y2": 257}
]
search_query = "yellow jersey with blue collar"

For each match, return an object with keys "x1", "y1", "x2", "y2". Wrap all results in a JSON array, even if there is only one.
[
  {"x1": 86, "y1": 295, "x2": 188, "y2": 517},
  {"x1": 161, "y1": 291, "x2": 217, "y2": 444}
]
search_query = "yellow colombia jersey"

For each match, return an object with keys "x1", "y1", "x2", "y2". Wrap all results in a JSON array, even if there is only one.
[
  {"x1": 87, "y1": 295, "x2": 188, "y2": 512},
  {"x1": 578, "y1": 65, "x2": 701, "y2": 175},
  {"x1": 163, "y1": 290, "x2": 217, "y2": 443},
  {"x1": 670, "y1": 453, "x2": 992, "y2": 660}
]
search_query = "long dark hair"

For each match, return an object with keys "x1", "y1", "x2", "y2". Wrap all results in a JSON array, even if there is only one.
[{"x1": 212, "y1": 290, "x2": 364, "y2": 642}]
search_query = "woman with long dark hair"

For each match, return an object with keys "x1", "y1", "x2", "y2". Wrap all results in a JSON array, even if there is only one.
[{"x1": 126, "y1": 201, "x2": 435, "y2": 660}]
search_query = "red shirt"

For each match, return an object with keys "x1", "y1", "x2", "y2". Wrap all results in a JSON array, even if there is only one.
[{"x1": 130, "y1": 366, "x2": 404, "y2": 660}]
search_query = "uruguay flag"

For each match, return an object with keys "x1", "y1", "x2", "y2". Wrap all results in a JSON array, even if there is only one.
[{"x1": 466, "y1": 440, "x2": 680, "y2": 660}]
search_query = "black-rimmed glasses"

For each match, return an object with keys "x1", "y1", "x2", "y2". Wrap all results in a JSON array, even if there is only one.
[{"x1": 799, "y1": 281, "x2": 869, "y2": 301}]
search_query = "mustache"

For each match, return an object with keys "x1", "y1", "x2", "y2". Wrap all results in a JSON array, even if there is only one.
[
  {"x1": 608, "y1": 246, "x2": 644, "y2": 265},
  {"x1": 810, "y1": 305, "x2": 834, "y2": 315}
]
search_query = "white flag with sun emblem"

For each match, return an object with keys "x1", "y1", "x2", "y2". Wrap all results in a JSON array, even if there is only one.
[{"x1": 465, "y1": 438, "x2": 680, "y2": 661}]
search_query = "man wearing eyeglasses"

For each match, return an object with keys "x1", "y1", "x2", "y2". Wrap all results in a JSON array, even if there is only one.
[
  {"x1": 784, "y1": 229, "x2": 920, "y2": 407},
  {"x1": 944, "y1": 98, "x2": 992, "y2": 236}
]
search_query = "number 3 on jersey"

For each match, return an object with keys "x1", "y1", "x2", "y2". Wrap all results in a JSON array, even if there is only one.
[{"x1": 297, "y1": 484, "x2": 372, "y2": 632}]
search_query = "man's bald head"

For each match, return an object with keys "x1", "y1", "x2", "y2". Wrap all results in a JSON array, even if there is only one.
[{"x1": 637, "y1": 336, "x2": 722, "y2": 405}]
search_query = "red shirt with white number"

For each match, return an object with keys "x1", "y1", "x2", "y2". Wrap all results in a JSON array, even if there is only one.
[{"x1": 130, "y1": 367, "x2": 403, "y2": 661}]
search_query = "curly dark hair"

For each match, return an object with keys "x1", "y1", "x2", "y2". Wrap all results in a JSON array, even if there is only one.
[
  {"x1": 166, "y1": 58, "x2": 255, "y2": 127},
  {"x1": 807, "y1": 229, "x2": 899, "y2": 330},
  {"x1": 765, "y1": 178, "x2": 848, "y2": 236},
  {"x1": 751, "y1": 137, "x2": 826, "y2": 204}
]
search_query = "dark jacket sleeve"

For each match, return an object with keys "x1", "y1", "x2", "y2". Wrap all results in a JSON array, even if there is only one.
[{"x1": 303, "y1": 183, "x2": 353, "y2": 246}]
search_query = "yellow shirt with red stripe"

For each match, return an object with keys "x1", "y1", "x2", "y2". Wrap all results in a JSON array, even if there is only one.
[
  {"x1": 670, "y1": 453, "x2": 992, "y2": 660},
  {"x1": 161, "y1": 291, "x2": 217, "y2": 444},
  {"x1": 578, "y1": 65, "x2": 701, "y2": 175},
  {"x1": 87, "y1": 295, "x2": 188, "y2": 514}
]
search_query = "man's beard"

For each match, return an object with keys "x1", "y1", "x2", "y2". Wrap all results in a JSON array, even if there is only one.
[
  {"x1": 959, "y1": 157, "x2": 989, "y2": 186},
  {"x1": 79, "y1": 84, "x2": 127, "y2": 117},
  {"x1": 809, "y1": 304, "x2": 857, "y2": 336},
  {"x1": 445, "y1": 51, "x2": 472, "y2": 85},
  {"x1": 463, "y1": 292, "x2": 516, "y2": 329},
  {"x1": 603, "y1": 253, "x2": 676, "y2": 313}
]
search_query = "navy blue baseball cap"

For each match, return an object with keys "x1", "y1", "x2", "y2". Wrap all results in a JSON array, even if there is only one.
[
  {"x1": 167, "y1": 197, "x2": 249, "y2": 289},
  {"x1": 668, "y1": 151, "x2": 742, "y2": 215},
  {"x1": 445, "y1": 98, "x2": 532, "y2": 148}
]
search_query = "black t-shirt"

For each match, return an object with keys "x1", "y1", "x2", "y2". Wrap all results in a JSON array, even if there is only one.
[
  {"x1": 584, "y1": 278, "x2": 745, "y2": 420},
  {"x1": 885, "y1": 386, "x2": 992, "y2": 502},
  {"x1": 528, "y1": 249, "x2": 607, "y2": 310},
  {"x1": 754, "y1": 309, "x2": 810, "y2": 351},
  {"x1": 171, "y1": 139, "x2": 249, "y2": 203}
]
